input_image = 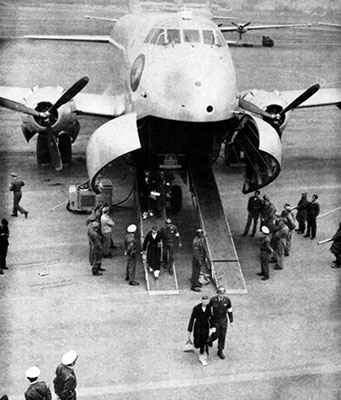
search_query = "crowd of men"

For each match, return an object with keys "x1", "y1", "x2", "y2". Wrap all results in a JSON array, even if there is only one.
[
  {"x1": 1, "y1": 350, "x2": 78, "y2": 400},
  {"x1": 242, "y1": 190, "x2": 321, "y2": 281}
]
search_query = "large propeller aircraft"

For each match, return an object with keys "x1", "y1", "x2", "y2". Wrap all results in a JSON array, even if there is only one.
[
  {"x1": 0, "y1": 1, "x2": 340, "y2": 195},
  {"x1": 219, "y1": 21, "x2": 312, "y2": 41}
]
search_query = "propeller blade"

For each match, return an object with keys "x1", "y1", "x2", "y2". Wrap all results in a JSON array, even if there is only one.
[
  {"x1": 280, "y1": 84, "x2": 320, "y2": 115},
  {"x1": 0, "y1": 97, "x2": 41, "y2": 117},
  {"x1": 238, "y1": 98, "x2": 275, "y2": 119},
  {"x1": 242, "y1": 22, "x2": 251, "y2": 29},
  {"x1": 231, "y1": 22, "x2": 239, "y2": 28},
  {"x1": 48, "y1": 76, "x2": 89, "y2": 115},
  {"x1": 46, "y1": 127, "x2": 62, "y2": 171}
]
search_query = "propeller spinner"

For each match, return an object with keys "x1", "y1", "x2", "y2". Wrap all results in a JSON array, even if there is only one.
[{"x1": 0, "y1": 76, "x2": 89, "y2": 170}]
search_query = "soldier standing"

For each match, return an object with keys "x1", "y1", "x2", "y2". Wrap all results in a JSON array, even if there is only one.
[
  {"x1": 9, "y1": 172, "x2": 28, "y2": 218},
  {"x1": 242, "y1": 190, "x2": 262, "y2": 237},
  {"x1": 304, "y1": 194, "x2": 320, "y2": 240},
  {"x1": 280, "y1": 203, "x2": 296, "y2": 256},
  {"x1": 87, "y1": 221, "x2": 105, "y2": 276},
  {"x1": 160, "y1": 218, "x2": 182, "y2": 275},
  {"x1": 191, "y1": 228, "x2": 207, "y2": 292},
  {"x1": 272, "y1": 217, "x2": 289, "y2": 270},
  {"x1": 294, "y1": 192, "x2": 309, "y2": 234},
  {"x1": 257, "y1": 226, "x2": 273, "y2": 281},
  {"x1": 125, "y1": 224, "x2": 139, "y2": 286},
  {"x1": 25, "y1": 366, "x2": 51, "y2": 400},
  {"x1": 53, "y1": 350, "x2": 78, "y2": 400},
  {"x1": 208, "y1": 286, "x2": 234, "y2": 360},
  {"x1": 100, "y1": 206, "x2": 115, "y2": 258},
  {"x1": 260, "y1": 194, "x2": 276, "y2": 232}
]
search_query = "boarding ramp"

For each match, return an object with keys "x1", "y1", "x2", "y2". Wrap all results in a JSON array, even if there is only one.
[
  {"x1": 135, "y1": 173, "x2": 179, "y2": 295},
  {"x1": 189, "y1": 158, "x2": 247, "y2": 294}
]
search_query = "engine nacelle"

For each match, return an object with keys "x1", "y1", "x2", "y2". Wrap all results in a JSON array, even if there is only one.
[
  {"x1": 239, "y1": 89, "x2": 292, "y2": 134},
  {"x1": 21, "y1": 86, "x2": 79, "y2": 142}
]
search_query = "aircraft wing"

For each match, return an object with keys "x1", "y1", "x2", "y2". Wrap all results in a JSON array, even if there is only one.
[
  {"x1": 24, "y1": 35, "x2": 111, "y2": 42},
  {"x1": 220, "y1": 23, "x2": 311, "y2": 32},
  {"x1": 280, "y1": 88, "x2": 341, "y2": 109},
  {"x1": 0, "y1": 86, "x2": 129, "y2": 118}
]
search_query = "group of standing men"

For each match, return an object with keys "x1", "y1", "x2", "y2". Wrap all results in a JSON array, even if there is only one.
[
  {"x1": 242, "y1": 190, "x2": 320, "y2": 281},
  {"x1": 86, "y1": 201, "x2": 117, "y2": 276},
  {"x1": 0, "y1": 350, "x2": 78, "y2": 400}
]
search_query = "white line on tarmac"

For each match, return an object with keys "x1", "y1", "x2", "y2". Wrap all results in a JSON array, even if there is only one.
[{"x1": 7, "y1": 363, "x2": 341, "y2": 399}]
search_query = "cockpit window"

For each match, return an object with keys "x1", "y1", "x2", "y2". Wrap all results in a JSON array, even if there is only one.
[
  {"x1": 183, "y1": 29, "x2": 200, "y2": 43},
  {"x1": 150, "y1": 28, "x2": 165, "y2": 44},
  {"x1": 144, "y1": 29, "x2": 155, "y2": 43},
  {"x1": 157, "y1": 31, "x2": 166, "y2": 45},
  {"x1": 203, "y1": 30, "x2": 225, "y2": 46},
  {"x1": 167, "y1": 29, "x2": 181, "y2": 44},
  {"x1": 203, "y1": 30, "x2": 214, "y2": 45},
  {"x1": 214, "y1": 30, "x2": 226, "y2": 47}
]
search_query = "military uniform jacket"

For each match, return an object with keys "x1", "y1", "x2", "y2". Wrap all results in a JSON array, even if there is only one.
[
  {"x1": 125, "y1": 233, "x2": 137, "y2": 256},
  {"x1": 209, "y1": 295, "x2": 233, "y2": 326},
  {"x1": 247, "y1": 196, "x2": 262, "y2": 215},
  {"x1": 25, "y1": 381, "x2": 52, "y2": 400},
  {"x1": 192, "y1": 236, "x2": 207, "y2": 263},
  {"x1": 9, "y1": 180, "x2": 25, "y2": 193},
  {"x1": 53, "y1": 364, "x2": 77, "y2": 400},
  {"x1": 160, "y1": 224, "x2": 180, "y2": 245},
  {"x1": 330, "y1": 228, "x2": 341, "y2": 257},
  {"x1": 87, "y1": 227, "x2": 103, "y2": 250}
]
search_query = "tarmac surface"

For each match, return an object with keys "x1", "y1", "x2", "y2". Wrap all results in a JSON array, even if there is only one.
[{"x1": 0, "y1": 2, "x2": 340, "y2": 399}]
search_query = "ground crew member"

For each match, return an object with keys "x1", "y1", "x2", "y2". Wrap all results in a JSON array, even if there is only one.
[
  {"x1": 142, "y1": 225, "x2": 163, "y2": 279},
  {"x1": 208, "y1": 286, "x2": 234, "y2": 360},
  {"x1": 242, "y1": 190, "x2": 262, "y2": 236},
  {"x1": 100, "y1": 206, "x2": 115, "y2": 257},
  {"x1": 191, "y1": 228, "x2": 207, "y2": 292},
  {"x1": 53, "y1": 350, "x2": 78, "y2": 400},
  {"x1": 87, "y1": 221, "x2": 105, "y2": 276},
  {"x1": 257, "y1": 226, "x2": 273, "y2": 281},
  {"x1": 294, "y1": 192, "x2": 309, "y2": 234},
  {"x1": 260, "y1": 194, "x2": 276, "y2": 232},
  {"x1": 25, "y1": 366, "x2": 51, "y2": 400},
  {"x1": 272, "y1": 217, "x2": 289, "y2": 270},
  {"x1": 280, "y1": 203, "x2": 296, "y2": 256},
  {"x1": 9, "y1": 172, "x2": 28, "y2": 218},
  {"x1": 124, "y1": 224, "x2": 139, "y2": 286},
  {"x1": 160, "y1": 218, "x2": 182, "y2": 275},
  {"x1": 304, "y1": 194, "x2": 320, "y2": 240}
]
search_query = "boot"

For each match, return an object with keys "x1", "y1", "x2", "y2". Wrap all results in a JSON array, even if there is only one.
[{"x1": 199, "y1": 354, "x2": 208, "y2": 366}]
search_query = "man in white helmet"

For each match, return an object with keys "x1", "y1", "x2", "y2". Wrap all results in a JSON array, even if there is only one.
[
  {"x1": 124, "y1": 224, "x2": 139, "y2": 286},
  {"x1": 53, "y1": 350, "x2": 78, "y2": 400},
  {"x1": 25, "y1": 366, "x2": 51, "y2": 400},
  {"x1": 257, "y1": 225, "x2": 273, "y2": 281}
]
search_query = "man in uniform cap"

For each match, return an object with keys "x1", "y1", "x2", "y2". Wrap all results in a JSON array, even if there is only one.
[
  {"x1": 25, "y1": 366, "x2": 51, "y2": 400},
  {"x1": 124, "y1": 224, "x2": 139, "y2": 286},
  {"x1": 9, "y1": 172, "x2": 28, "y2": 218},
  {"x1": 87, "y1": 220, "x2": 105, "y2": 276},
  {"x1": 191, "y1": 228, "x2": 207, "y2": 292},
  {"x1": 294, "y1": 192, "x2": 309, "y2": 234},
  {"x1": 53, "y1": 350, "x2": 78, "y2": 400},
  {"x1": 208, "y1": 286, "x2": 234, "y2": 360},
  {"x1": 260, "y1": 194, "x2": 276, "y2": 232},
  {"x1": 257, "y1": 226, "x2": 273, "y2": 281},
  {"x1": 160, "y1": 218, "x2": 182, "y2": 275}
]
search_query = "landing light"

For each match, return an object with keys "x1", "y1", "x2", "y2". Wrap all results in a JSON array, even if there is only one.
[{"x1": 207, "y1": 106, "x2": 213, "y2": 113}]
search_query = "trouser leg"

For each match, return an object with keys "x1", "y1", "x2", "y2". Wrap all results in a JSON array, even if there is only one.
[{"x1": 191, "y1": 258, "x2": 201, "y2": 287}]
